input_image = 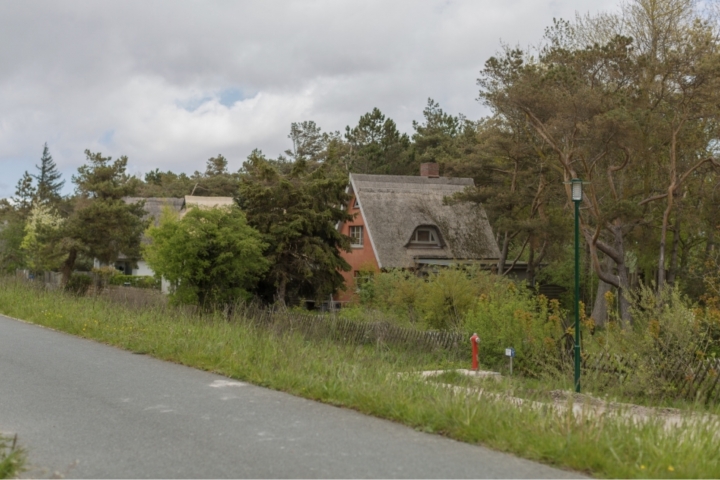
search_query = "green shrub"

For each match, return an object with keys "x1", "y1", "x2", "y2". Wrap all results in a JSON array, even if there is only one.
[
  {"x1": 358, "y1": 267, "x2": 567, "y2": 372},
  {"x1": 464, "y1": 284, "x2": 565, "y2": 372},
  {"x1": 65, "y1": 273, "x2": 92, "y2": 295},
  {"x1": 582, "y1": 285, "x2": 714, "y2": 400},
  {"x1": 108, "y1": 274, "x2": 160, "y2": 290}
]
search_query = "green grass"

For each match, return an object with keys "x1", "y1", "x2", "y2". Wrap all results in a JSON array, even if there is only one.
[
  {"x1": 1, "y1": 277, "x2": 719, "y2": 479},
  {"x1": 0, "y1": 434, "x2": 25, "y2": 480}
]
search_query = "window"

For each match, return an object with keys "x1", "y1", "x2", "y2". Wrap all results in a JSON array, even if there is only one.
[
  {"x1": 349, "y1": 226, "x2": 363, "y2": 247},
  {"x1": 409, "y1": 227, "x2": 441, "y2": 247},
  {"x1": 353, "y1": 197, "x2": 360, "y2": 209}
]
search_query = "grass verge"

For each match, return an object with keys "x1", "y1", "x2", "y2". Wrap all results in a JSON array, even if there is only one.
[
  {"x1": 1, "y1": 278, "x2": 719, "y2": 479},
  {"x1": 0, "y1": 434, "x2": 25, "y2": 479}
]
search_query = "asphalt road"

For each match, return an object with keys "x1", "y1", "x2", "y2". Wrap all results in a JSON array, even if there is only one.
[{"x1": 0, "y1": 314, "x2": 582, "y2": 478}]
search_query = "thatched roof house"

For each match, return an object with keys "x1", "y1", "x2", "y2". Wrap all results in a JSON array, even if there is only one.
[
  {"x1": 335, "y1": 164, "x2": 500, "y2": 302},
  {"x1": 350, "y1": 173, "x2": 499, "y2": 269},
  {"x1": 123, "y1": 197, "x2": 184, "y2": 226}
]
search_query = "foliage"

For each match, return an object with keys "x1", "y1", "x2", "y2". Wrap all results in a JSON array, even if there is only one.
[
  {"x1": 343, "y1": 108, "x2": 412, "y2": 175},
  {"x1": 359, "y1": 267, "x2": 567, "y2": 371},
  {"x1": 11, "y1": 171, "x2": 36, "y2": 219},
  {"x1": 32, "y1": 143, "x2": 65, "y2": 204},
  {"x1": 107, "y1": 274, "x2": 160, "y2": 290},
  {"x1": 582, "y1": 285, "x2": 716, "y2": 399},
  {"x1": 65, "y1": 273, "x2": 92, "y2": 295},
  {"x1": 0, "y1": 216, "x2": 25, "y2": 274},
  {"x1": 465, "y1": 284, "x2": 565, "y2": 372},
  {"x1": 56, "y1": 150, "x2": 147, "y2": 285},
  {"x1": 20, "y1": 202, "x2": 65, "y2": 273},
  {"x1": 238, "y1": 150, "x2": 352, "y2": 304},
  {"x1": 0, "y1": 434, "x2": 25, "y2": 480},
  {"x1": 478, "y1": 1, "x2": 720, "y2": 321},
  {"x1": 144, "y1": 205, "x2": 268, "y2": 308}
]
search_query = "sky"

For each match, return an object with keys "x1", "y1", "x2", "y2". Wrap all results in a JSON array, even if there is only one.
[{"x1": 0, "y1": 0, "x2": 621, "y2": 198}]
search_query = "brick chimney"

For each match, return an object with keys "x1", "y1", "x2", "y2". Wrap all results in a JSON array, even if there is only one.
[{"x1": 420, "y1": 162, "x2": 439, "y2": 178}]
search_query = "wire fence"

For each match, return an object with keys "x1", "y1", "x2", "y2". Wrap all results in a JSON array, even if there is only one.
[
  {"x1": 237, "y1": 305, "x2": 467, "y2": 358},
  {"x1": 559, "y1": 335, "x2": 720, "y2": 404}
]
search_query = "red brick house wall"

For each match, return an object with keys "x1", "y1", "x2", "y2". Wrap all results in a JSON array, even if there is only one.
[{"x1": 336, "y1": 194, "x2": 379, "y2": 303}]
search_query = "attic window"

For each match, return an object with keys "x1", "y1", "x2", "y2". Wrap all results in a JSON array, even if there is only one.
[
  {"x1": 353, "y1": 197, "x2": 360, "y2": 209},
  {"x1": 409, "y1": 227, "x2": 441, "y2": 247}
]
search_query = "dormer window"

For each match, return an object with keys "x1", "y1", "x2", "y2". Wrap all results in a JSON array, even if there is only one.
[{"x1": 408, "y1": 226, "x2": 442, "y2": 247}]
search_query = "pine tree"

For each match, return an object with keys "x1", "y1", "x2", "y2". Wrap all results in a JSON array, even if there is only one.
[
  {"x1": 11, "y1": 172, "x2": 36, "y2": 217},
  {"x1": 33, "y1": 143, "x2": 65, "y2": 204}
]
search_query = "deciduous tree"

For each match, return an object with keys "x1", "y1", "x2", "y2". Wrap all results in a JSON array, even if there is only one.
[{"x1": 144, "y1": 205, "x2": 268, "y2": 307}]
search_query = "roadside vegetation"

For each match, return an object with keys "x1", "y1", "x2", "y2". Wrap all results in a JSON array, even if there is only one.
[
  {"x1": 0, "y1": 434, "x2": 25, "y2": 480},
  {"x1": 344, "y1": 267, "x2": 720, "y2": 409},
  {"x1": 2, "y1": 277, "x2": 720, "y2": 479}
]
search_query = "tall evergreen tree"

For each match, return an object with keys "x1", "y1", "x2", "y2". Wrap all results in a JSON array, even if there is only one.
[
  {"x1": 344, "y1": 108, "x2": 411, "y2": 175},
  {"x1": 238, "y1": 149, "x2": 353, "y2": 305},
  {"x1": 33, "y1": 143, "x2": 65, "y2": 204},
  {"x1": 56, "y1": 150, "x2": 147, "y2": 284}
]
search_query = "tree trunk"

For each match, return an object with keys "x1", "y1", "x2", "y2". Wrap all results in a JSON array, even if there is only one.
[
  {"x1": 276, "y1": 274, "x2": 287, "y2": 306},
  {"x1": 589, "y1": 222, "x2": 632, "y2": 325},
  {"x1": 705, "y1": 224, "x2": 715, "y2": 258},
  {"x1": 497, "y1": 232, "x2": 510, "y2": 275},
  {"x1": 667, "y1": 215, "x2": 681, "y2": 286},
  {"x1": 591, "y1": 256, "x2": 614, "y2": 328},
  {"x1": 614, "y1": 232, "x2": 632, "y2": 324},
  {"x1": 60, "y1": 248, "x2": 77, "y2": 286},
  {"x1": 527, "y1": 244, "x2": 535, "y2": 287}
]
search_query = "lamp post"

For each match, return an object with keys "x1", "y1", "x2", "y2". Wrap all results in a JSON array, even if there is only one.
[{"x1": 571, "y1": 178, "x2": 582, "y2": 393}]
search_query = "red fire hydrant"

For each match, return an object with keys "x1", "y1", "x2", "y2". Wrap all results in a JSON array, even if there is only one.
[{"x1": 470, "y1": 333, "x2": 480, "y2": 371}]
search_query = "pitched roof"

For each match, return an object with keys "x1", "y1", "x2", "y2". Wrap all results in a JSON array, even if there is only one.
[
  {"x1": 350, "y1": 174, "x2": 500, "y2": 269},
  {"x1": 123, "y1": 197, "x2": 184, "y2": 226}
]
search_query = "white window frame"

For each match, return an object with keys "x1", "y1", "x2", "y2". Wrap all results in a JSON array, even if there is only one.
[
  {"x1": 410, "y1": 227, "x2": 440, "y2": 246},
  {"x1": 349, "y1": 225, "x2": 364, "y2": 247}
]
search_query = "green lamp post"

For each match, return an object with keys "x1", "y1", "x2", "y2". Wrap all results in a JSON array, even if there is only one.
[{"x1": 571, "y1": 178, "x2": 583, "y2": 393}]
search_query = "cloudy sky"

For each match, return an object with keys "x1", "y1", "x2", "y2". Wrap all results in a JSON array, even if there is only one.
[{"x1": 0, "y1": 0, "x2": 620, "y2": 198}]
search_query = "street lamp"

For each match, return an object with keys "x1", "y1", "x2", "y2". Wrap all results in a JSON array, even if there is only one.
[{"x1": 571, "y1": 178, "x2": 582, "y2": 393}]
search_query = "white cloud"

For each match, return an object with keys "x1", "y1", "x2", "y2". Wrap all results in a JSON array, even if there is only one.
[{"x1": 0, "y1": 0, "x2": 620, "y2": 197}]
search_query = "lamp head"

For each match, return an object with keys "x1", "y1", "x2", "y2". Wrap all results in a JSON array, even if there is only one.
[{"x1": 571, "y1": 178, "x2": 582, "y2": 202}]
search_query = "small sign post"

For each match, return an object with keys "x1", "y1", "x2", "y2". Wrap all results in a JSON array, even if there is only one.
[{"x1": 505, "y1": 347, "x2": 515, "y2": 376}]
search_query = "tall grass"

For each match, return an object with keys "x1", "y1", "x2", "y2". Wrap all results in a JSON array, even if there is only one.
[
  {"x1": 1, "y1": 277, "x2": 719, "y2": 478},
  {"x1": 0, "y1": 434, "x2": 25, "y2": 479}
]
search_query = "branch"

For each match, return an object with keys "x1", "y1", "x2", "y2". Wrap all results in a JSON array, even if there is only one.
[
  {"x1": 503, "y1": 235, "x2": 529, "y2": 276},
  {"x1": 607, "y1": 147, "x2": 631, "y2": 201}
]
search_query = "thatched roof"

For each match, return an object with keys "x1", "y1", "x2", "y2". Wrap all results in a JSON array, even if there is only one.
[
  {"x1": 182, "y1": 196, "x2": 235, "y2": 210},
  {"x1": 123, "y1": 197, "x2": 184, "y2": 226},
  {"x1": 350, "y1": 174, "x2": 500, "y2": 269}
]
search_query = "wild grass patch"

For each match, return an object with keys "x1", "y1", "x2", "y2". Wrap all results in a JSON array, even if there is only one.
[{"x1": 0, "y1": 434, "x2": 25, "y2": 480}]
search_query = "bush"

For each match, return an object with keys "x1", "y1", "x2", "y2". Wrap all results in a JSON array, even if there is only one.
[
  {"x1": 582, "y1": 285, "x2": 714, "y2": 399},
  {"x1": 65, "y1": 273, "x2": 92, "y2": 295},
  {"x1": 108, "y1": 274, "x2": 160, "y2": 290},
  {"x1": 464, "y1": 282, "x2": 566, "y2": 373},
  {"x1": 143, "y1": 205, "x2": 268, "y2": 308},
  {"x1": 358, "y1": 267, "x2": 567, "y2": 372}
]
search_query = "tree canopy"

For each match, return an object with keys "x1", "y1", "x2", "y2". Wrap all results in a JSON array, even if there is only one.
[
  {"x1": 238, "y1": 149, "x2": 353, "y2": 305},
  {"x1": 144, "y1": 205, "x2": 268, "y2": 307}
]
